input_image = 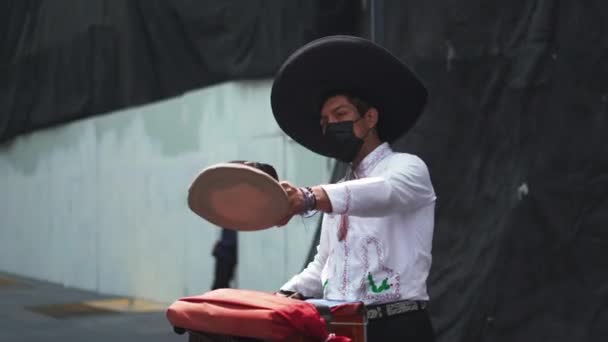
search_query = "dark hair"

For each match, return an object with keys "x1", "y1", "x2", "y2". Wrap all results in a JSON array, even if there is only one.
[
  {"x1": 345, "y1": 94, "x2": 372, "y2": 117},
  {"x1": 229, "y1": 160, "x2": 279, "y2": 181},
  {"x1": 321, "y1": 90, "x2": 373, "y2": 117}
]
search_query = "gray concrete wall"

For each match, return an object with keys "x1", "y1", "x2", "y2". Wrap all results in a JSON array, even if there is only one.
[{"x1": 0, "y1": 80, "x2": 332, "y2": 303}]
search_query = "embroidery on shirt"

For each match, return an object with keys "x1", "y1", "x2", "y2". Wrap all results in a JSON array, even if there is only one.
[
  {"x1": 354, "y1": 144, "x2": 393, "y2": 178},
  {"x1": 332, "y1": 144, "x2": 396, "y2": 301},
  {"x1": 339, "y1": 242, "x2": 350, "y2": 298},
  {"x1": 344, "y1": 185, "x2": 352, "y2": 214},
  {"x1": 367, "y1": 273, "x2": 391, "y2": 293},
  {"x1": 359, "y1": 236, "x2": 401, "y2": 301}
]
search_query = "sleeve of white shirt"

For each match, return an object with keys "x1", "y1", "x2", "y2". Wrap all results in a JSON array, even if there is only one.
[
  {"x1": 279, "y1": 215, "x2": 329, "y2": 297},
  {"x1": 321, "y1": 154, "x2": 436, "y2": 217}
]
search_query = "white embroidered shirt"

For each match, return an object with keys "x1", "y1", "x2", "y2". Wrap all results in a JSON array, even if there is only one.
[{"x1": 280, "y1": 143, "x2": 436, "y2": 304}]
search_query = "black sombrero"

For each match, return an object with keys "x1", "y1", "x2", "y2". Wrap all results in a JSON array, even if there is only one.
[{"x1": 271, "y1": 35, "x2": 428, "y2": 158}]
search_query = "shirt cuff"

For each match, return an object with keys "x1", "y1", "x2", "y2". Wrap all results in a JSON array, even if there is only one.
[{"x1": 320, "y1": 183, "x2": 351, "y2": 215}]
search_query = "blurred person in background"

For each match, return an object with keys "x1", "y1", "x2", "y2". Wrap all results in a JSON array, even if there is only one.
[{"x1": 210, "y1": 161, "x2": 279, "y2": 290}]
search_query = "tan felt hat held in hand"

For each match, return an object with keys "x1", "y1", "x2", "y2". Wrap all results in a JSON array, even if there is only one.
[{"x1": 188, "y1": 163, "x2": 289, "y2": 231}]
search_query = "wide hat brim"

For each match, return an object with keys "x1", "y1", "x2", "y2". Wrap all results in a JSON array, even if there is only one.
[
  {"x1": 188, "y1": 163, "x2": 289, "y2": 231},
  {"x1": 271, "y1": 35, "x2": 428, "y2": 158}
]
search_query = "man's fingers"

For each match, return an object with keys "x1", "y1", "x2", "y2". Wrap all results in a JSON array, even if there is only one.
[
  {"x1": 288, "y1": 292, "x2": 303, "y2": 300},
  {"x1": 276, "y1": 180, "x2": 302, "y2": 224},
  {"x1": 280, "y1": 181, "x2": 298, "y2": 195},
  {"x1": 279, "y1": 181, "x2": 293, "y2": 189}
]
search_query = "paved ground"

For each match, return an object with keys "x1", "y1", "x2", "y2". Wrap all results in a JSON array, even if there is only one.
[{"x1": 0, "y1": 272, "x2": 184, "y2": 342}]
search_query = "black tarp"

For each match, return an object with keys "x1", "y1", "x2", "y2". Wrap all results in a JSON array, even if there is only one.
[
  {"x1": 299, "y1": 1, "x2": 608, "y2": 341},
  {"x1": 3, "y1": 1, "x2": 608, "y2": 341},
  {"x1": 0, "y1": 0, "x2": 357, "y2": 142},
  {"x1": 379, "y1": 1, "x2": 608, "y2": 341}
]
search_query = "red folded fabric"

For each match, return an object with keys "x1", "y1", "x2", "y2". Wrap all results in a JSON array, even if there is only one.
[{"x1": 166, "y1": 288, "x2": 352, "y2": 341}]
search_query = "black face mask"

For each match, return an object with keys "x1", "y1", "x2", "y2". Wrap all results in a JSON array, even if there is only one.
[{"x1": 323, "y1": 119, "x2": 364, "y2": 163}]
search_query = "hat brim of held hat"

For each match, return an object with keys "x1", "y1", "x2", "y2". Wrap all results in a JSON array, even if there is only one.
[
  {"x1": 188, "y1": 163, "x2": 289, "y2": 231},
  {"x1": 271, "y1": 35, "x2": 428, "y2": 158}
]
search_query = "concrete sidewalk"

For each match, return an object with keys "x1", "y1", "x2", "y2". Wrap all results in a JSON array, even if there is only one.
[{"x1": 0, "y1": 272, "x2": 183, "y2": 342}]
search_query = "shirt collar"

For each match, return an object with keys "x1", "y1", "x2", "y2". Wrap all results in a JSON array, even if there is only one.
[{"x1": 351, "y1": 142, "x2": 393, "y2": 178}]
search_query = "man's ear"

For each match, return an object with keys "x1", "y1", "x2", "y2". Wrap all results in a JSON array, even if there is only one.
[{"x1": 365, "y1": 107, "x2": 379, "y2": 129}]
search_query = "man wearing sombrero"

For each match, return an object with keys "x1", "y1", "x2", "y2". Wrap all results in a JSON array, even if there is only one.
[{"x1": 271, "y1": 35, "x2": 436, "y2": 341}]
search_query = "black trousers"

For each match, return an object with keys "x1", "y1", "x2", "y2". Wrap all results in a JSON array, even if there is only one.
[
  {"x1": 211, "y1": 257, "x2": 237, "y2": 290},
  {"x1": 366, "y1": 309, "x2": 435, "y2": 341}
]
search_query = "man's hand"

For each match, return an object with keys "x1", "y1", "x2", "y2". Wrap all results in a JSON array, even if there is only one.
[
  {"x1": 277, "y1": 181, "x2": 305, "y2": 226},
  {"x1": 275, "y1": 182, "x2": 334, "y2": 226},
  {"x1": 275, "y1": 290, "x2": 304, "y2": 300},
  {"x1": 311, "y1": 186, "x2": 332, "y2": 213}
]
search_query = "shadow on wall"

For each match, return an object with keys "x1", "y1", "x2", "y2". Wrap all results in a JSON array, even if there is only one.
[
  {"x1": 0, "y1": 90, "x2": 206, "y2": 176},
  {"x1": 0, "y1": 120, "x2": 85, "y2": 176}
]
